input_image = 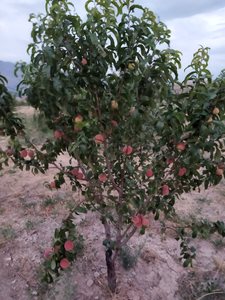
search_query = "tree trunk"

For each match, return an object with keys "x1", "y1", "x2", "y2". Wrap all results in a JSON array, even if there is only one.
[{"x1": 105, "y1": 248, "x2": 117, "y2": 293}]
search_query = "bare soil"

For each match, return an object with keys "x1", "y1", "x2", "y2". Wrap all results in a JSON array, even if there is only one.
[{"x1": 0, "y1": 106, "x2": 225, "y2": 300}]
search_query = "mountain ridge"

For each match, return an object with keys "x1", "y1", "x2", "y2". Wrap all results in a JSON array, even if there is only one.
[{"x1": 0, "y1": 60, "x2": 22, "y2": 93}]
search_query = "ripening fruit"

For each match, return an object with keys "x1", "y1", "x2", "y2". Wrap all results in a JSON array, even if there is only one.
[
  {"x1": 178, "y1": 167, "x2": 187, "y2": 177},
  {"x1": 122, "y1": 145, "x2": 133, "y2": 155},
  {"x1": 64, "y1": 240, "x2": 74, "y2": 251},
  {"x1": 50, "y1": 181, "x2": 56, "y2": 189},
  {"x1": 162, "y1": 184, "x2": 169, "y2": 196},
  {"x1": 111, "y1": 100, "x2": 118, "y2": 110},
  {"x1": 146, "y1": 168, "x2": 154, "y2": 177},
  {"x1": 132, "y1": 214, "x2": 149, "y2": 228},
  {"x1": 54, "y1": 130, "x2": 64, "y2": 139},
  {"x1": 81, "y1": 57, "x2": 88, "y2": 65},
  {"x1": 128, "y1": 62, "x2": 135, "y2": 70},
  {"x1": 60, "y1": 258, "x2": 70, "y2": 269},
  {"x1": 98, "y1": 173, "x2": 107, "y2": 183},
  {"x1": 94, "y1": 134, "x2": 105, "y2": 144},
  {"x1": 27, "y1": 149, "x2": 35, "y2": 158},
  {"x1": 141, "y1": 216, "x2": 150, "y2": 227},
  {"x1": 111, "y1": 120, "x2": 118, "y2": 127},
  {"x1": 70, "y1": 168, "x2": 84, "y2": 180},
  {"x1": 74, "y1": 115, "x2": 83, "y2": 124},
  {"x1": 167, "y1": 158, "x2": 175, "y2": 165},
  {"x1": 20, "y1": 149, "x2": 28, "y2": 158},
  {"x1": 176, "y1": 142, "x2": 186, "y2": 151},
  {"x1": 212, "y1": 107, "x2": 220, "y2": 115},
  {"x1": 6, "y1": 148, "x2": 14, "y2": 156},
  {"x1": 43, "y1": 247, "x2": 54, "y2": 259},
  {"x1": 216, "y1": 168, "x2": 223, "y2": 176},
  {"x1": 132, "y1": 215, "x2": 142, "y2": 227},
  {"x1": 76, "y1": 171, "x2": 84, "y2": 180},
  {"x1": 70, "y1": 168, "x2": 79, "y2": 177}
]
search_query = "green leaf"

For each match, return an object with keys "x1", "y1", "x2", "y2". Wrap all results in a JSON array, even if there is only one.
[
  {"x1": 75, "y1": 206, "x2": 87, "y2": 214},
  {"x1": 51, "y1": 260, "x2": 56, "y2": 270}
]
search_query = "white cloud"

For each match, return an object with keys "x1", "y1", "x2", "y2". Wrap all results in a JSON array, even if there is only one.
[{"x1": 167, "y1": 7, "x2": 225, "y2": 77}]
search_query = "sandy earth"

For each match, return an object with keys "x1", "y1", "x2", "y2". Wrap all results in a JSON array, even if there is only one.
[{"x1": 0, "y1": 107, "x2": 225, "y2": 300}]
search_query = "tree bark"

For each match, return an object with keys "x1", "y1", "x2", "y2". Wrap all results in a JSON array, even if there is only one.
[{"x1": 105, "y1": 248, "x2": 117, "y2": 293}]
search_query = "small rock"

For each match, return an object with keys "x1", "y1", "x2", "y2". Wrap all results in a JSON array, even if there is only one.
[
  {"x1": 31, "y1": 290, "x2": 38, "y2": 296},
  {"x1": 87, "y1": 279, "x2": 94, "y2": 287},
  {"x1": 5, "y1": 257, "x2": 12, "y2": 262},
  {"x1": 94, "y1": 297, "x2": 99, "y2": 300},
  {"x1": 100, "y1": 268, "x2": 107, "y2": 274},
  {"x1": 94, "y1": 271, "x2": 100, "y2": 278}
]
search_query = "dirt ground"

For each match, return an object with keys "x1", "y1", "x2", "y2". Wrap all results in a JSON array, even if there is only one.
[{"x1": 1, "y1": 107, "x2": 225, "y2": 300}]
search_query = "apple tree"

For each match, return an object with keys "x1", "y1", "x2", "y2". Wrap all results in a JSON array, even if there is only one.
[{"x1": 8, "y1": 0, "x2": 225, "y2": 292}]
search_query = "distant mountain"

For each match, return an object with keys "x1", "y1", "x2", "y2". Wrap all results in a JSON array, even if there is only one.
[{"x1": 0, "y1": 61, "x2": 22, "y2": 93}]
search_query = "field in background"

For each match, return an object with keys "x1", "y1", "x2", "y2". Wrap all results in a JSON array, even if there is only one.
[{"x1": 0, "y1": 106, "x2": 225, "y2": 299}]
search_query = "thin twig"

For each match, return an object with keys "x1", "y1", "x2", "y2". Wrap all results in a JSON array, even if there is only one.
[{"x1": 196, "y1": 291, "x2": 225, "y2": 300}]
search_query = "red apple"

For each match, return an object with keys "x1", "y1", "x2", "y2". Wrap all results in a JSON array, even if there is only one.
[
  {"x1": 111, "y1": 100, "x2": 118, "y2": 110},
  {"x1": 146, "y1": 168, "x2": 154, "y2": 177},
  {"x1": 98, "y1": 173, "x2": 107, "y2": 183},
  {"x1": 132, "y1": 214, "x2": 149, "y2": 228},
  {"x1": 216, "y1": 168, "x2": 223, "y2": 176},
  {"x1": 64, "y1": 240, "x2": 74, "y2": 251},
  {"x1": 50, "y1": 181, "x2": 56, "y2": 189},
  {"x1": 43, "y1": 247, "x2": 54, "y2": 259},
  {"x1": 76, "y1": 171, "x2": 84, "y2": 180},
  {"x1": 111, "y1": 120, "x2": 118, "y2": 127},
  {"x1": 74, "y1": 115, "x2": 83, "y2": 123},
  {"x1": 60, "y1": 258, "x2": 70, "y2": 269},
  {"x1": 122, "y1": 145, "x2": 133, "y2": 155},
  {"x1": 167, "y1": 158, "x2": 175, "y2": 165},
  {"x1": 27, "y1": 149, "x2": 35, "y2": 158},
  {"x1": 81, "y1": 57, "x2": 87, "y2": 65},
  {"x1": 70, "y1": 168, "x2": 84, "y2": 180},
  {"x1": 176, "y1": 142, "x2": 186, "y2": 151},
  {"x1": 178, "y1": 167, "x2": 187, "y2": 177},
  {"x1": 70, "y1": 168, "x2": 79, "y2": 177},
  {"x1": 94, "y1": 134, "x2": 105, "y2": 144},
  {"x1": 20, "y1": 149, "x2": 28, "y2": 158},
  {"x1": 162, "y1": 184, "x2": 169, "y2": 196},
  {"x1": 212, "y1": 107, "x2": 220, "y2": 115},
  {"x1": 6, "y1": 148, "x2": 14, "y2": 156},
  {"x1": 141, "y1": 216, "x2": 150, "y2": 227},
  {"x1": 131, "y1": 214, "x2": 142, "y2": 228},
  {"x1": 54, "y1": 130, "x2": 64, "y2": 139}
]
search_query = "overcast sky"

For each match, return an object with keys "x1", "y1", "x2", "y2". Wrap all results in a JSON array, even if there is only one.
[{"x1": 0, "y1": 0, "x2": 225, "y2": 77}]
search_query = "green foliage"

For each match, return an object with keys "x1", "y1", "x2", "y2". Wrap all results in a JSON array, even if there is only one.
[
  {"x1": 0, "y1": 75, "x2": 24, "y2": 137},
  {"x1": 0, "y1": 75, "x2": 24, "y2": 170},
  {"x1": 0, "y1": 225, "x2": 16, "y2": 240},
  {"x1": 41, "y1": 215, "x2": 83, "y2": 283}
]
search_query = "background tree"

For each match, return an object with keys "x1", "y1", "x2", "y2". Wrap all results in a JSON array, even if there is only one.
[
  {"x1": 0, "y1": 74, "x2": 24, "y2": 169},
  {"x1": 6, "y1": 0, "x2": 225, "y2": 292}
]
